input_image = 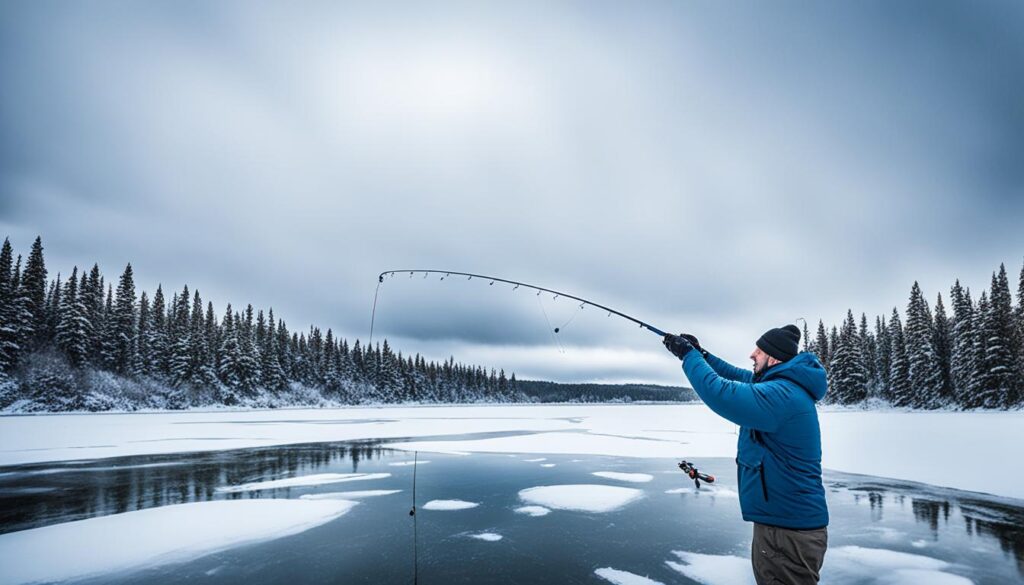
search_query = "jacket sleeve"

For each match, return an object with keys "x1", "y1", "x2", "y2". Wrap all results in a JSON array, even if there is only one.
[
  {"x1": 681, "y1": 351, "x2": 784, "y2": 432},
  {"x1": 703, "y1": 352, "x2": 754, "y2": 383}
]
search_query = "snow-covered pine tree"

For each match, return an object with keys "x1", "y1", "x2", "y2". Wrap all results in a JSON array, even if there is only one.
[
  {"x1": 874, "y1": 315, "x2": 891, "y2": 397},
  {"x1": 18, "y1": 236, "x2": 47, "y2": 350},
  {"x1": 802, "y1": 321, "x2": 811, "y2": 353},
  {"x1": 133, "y1": 291, "x2": 150, "y2": 377},
  {"x1": 815, "y1": 320, "x2": 829, "y2": 368},
  {"x1": 168, "y1": 286, "x2": 191, "y2": 387},
  {"x1": 149, "y1": 285, "x2": 169, "y2": 378},
  {"x1": 888, "y1": 308, "x2": 911, "y2": 406},
  {"x1": 0, "y1": 239, "x2": 19, "y2": 372},
  {"x1": 56, "y1": 267, "x2": 89, "y2": 367},
  {"x1": 858, "y1": 313, "x2": 877, "y2": 396},
  {"x1": 828, "y1": 310, "x2": 868, "y2": 404},
  {"x1": 99, "y1": 284, "x2": 116, "y2": 370},
  {"x1": 1017, "y1": 261, "x2": 1024, "y2": 408},
  {"x1": 970, "y1": 292, "x2": 994, "y2": 408},
  {"x1": 236, "y1": 307, "x2": 260, "y2": 396},
  {"x1": 932, "y1": 292, "x2": 953, "y2": 405},
  {"x1": 110, "y1": 264, "x2": 137, "y2": 374},
  {"x1": 949, "y1": 281, "x2": 977, "y2": 407},
  {"x1": 904, "y1": 282, "x2": 944, "y2": 409},
  {"x1": 203, "y1": 301, "x2": 219, "y2": 382},
  {"x1": 217, "y1": 304, "x2": 241, "y2": 402},
  {"x1": 980, "y1": 265, "x2": 1017, "y2": 408},
  {"x1": 260, "y1": 311, "x2": 287, "y2": 393},
  {"x1": 44, "y1": 274, "x2": 61, "y2": 348},
  {"x1": 83, "y1": 265, "x2": 104, "y2": 367},
  {"x1": 189, "y1": 290, "x2": 216, "y2": 388}
]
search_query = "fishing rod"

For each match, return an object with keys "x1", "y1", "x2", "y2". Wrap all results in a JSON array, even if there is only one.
[
  {"x1": 369, "y1": 269, "x2": 667, "y2": 346},
  {"x1": 678, "y1": 460, "x2": 716, "y2": 489}
]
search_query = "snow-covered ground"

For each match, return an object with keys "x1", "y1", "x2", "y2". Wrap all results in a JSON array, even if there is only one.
[
  {"x1": 0, "y1": 499, "x2": 357, "y2": 585},
  {"x1": 0, "y1": 404, "x2": 1021, "y2": 500}
]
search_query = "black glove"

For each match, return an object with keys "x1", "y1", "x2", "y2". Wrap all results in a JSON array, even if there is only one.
[
  {"x1": 679, "y1": 334, "x2": 709, "y2": 358},
  {"x1": 663, "y1": 333, "x2": 694, "y2": 360}
]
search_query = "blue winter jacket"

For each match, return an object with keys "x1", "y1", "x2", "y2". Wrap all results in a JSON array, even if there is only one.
[{"x1": 681, "y1": 349, "x2": 829, "y2": 530}]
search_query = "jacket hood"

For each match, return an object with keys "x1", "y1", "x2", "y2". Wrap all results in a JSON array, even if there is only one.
[{"x1": 762, "y1": 351, "x2": 828, "y2": 401}]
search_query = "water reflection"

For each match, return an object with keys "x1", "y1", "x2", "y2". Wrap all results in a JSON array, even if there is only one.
[{"x1": 0, "y1": 441, "x2": 390, "y2": 534}]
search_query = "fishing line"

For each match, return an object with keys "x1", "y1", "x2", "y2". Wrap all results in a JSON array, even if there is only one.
[
  {"x1": 409, "y1": 450, "x2": 418, "y2": 585},
  {"x1": 369, "y1": 269, "x2": 667, "y2": 347},
  {"x1": 536, "y1": 295, "x2": 565, "y2": 354}
]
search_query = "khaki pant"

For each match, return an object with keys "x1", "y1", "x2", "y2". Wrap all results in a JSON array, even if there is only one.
[{"x1": 752, "y1": 523, "x2": 828, "y2": 585}]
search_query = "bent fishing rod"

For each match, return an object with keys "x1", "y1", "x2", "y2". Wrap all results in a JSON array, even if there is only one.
[{"x1": 369, "y1": 269, "x2": 667, "y2": 346}]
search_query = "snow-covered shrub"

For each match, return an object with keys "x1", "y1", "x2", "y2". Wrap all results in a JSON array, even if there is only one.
[{"x1": 17, "y1": 350, "x2": 83, "y2": 411}]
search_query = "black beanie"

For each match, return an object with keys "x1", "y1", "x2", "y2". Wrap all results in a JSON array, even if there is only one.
[{"x1": 756, "y1": 324, "x2": 801, "y2": 362}]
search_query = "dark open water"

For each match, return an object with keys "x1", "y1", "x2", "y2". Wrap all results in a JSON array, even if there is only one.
[{"x1": 0, "y1": 438, "x2": 1021, "y2": 584}]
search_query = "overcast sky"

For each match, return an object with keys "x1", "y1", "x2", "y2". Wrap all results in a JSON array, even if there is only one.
[{"x1": 2, "y1": 0, "x2": 1022, "y2": 385}]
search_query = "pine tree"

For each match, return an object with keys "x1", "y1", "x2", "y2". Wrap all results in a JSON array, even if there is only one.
[
  {"x1": 801, "y1": 321, "x2": 811, "y2": 353},
  {"x1": 874, "y1": 315, "x2": 891, "y2": 397},
  {"x1": 18, "y1": 236, "x2": 47, "y2": 349},
  {"x1": 888, "y1": 308, "x2": 911, "y2": 406},
  {"x1": 218, "y1": 304, "x2": 241, "y2": 401},
  {"x1": 99, "y1": 284, "x2": 116, "y2": 369},
  {"x1": 188, "y1": 290, "x2": 216, "y2": 388},
  {"x1": 970, "y1": 292, "x2": 995, "y2": 408},
  {"x1": 932, "y1": 292, "x2": 953, "y2": 405},
  {"x1": 110, "y1": 264, "x2": 137, "y2": 374},
  {"x1": 168, "y1": 286, "x2": 191, "y2": 386},
  {"x1": 260, "y1": 310, "x2": 287, "y2": 393},
  {"x1": 236, "y1": 306, "x2": 260, "y2": 395},
  {"x1": 829, "y1": 310, "x2": 868, "y2": 404},
  {"x1": 828, "y1": 326, "x2": 839, "y2": 370},
  {"x1": 56, "y1": 267, "x2": 89, "y2": 367},
  {"x1": 0, "y1": 239, "x2": 18, "y2": 372},
  {"x1": 1017, "y1": 261, "x2": 1024, "y2": 407},
  {"x1": 815, "y1": 320, "x2": 829, "y2": 368},
  {"x1": 149, "y1": 285, "x2": 169, "y2": 377},
  {"x1": 980, "y1": 265, "x2": 1017, "y2": 408},
  {"x1": 904, "y1": 282, "x2": 944, "y2": 408},
  {"x1": 858, "y1": 313, "x2": 877, "y2": 396},
  {"x1": 134, "y1": 291, "x2": 151, "y2": 377},
  {"x1": 949, "y1": 282, "x2": 977, "y2": 407}
]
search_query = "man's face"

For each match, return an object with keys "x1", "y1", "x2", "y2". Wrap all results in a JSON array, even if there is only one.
[{"x1": 750, "y1": 347, "x2": 774, "y2": 375}]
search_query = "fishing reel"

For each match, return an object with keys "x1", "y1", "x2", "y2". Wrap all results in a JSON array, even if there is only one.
[{"x1": 678, "y1": 460, "x2": 715, "y2": 489}]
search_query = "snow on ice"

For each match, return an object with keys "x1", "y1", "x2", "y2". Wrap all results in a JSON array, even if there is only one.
[
  {"x1": 518, "y1": 484, "x2": 644, "y2": 513},
  {"x1": 0, "y1": 499, "x2": 357, "y2": 585},
  {"x1": 422, "y1": 499, "x2": 479, "y2": 510},
  {"x1": 513, "y1": 505, "x2": 551, "y2": 517},
  {"x1": 300, "y1": 490, "x2": 401, "y2": 500},
  {"x1": 664, "y1": 546, "x2": 973, "y2": 585},
  {"x1": 215, "y1": 472, "x2": 390, "y2": 493},
  {"x1": 595, "y1": 567, "x2": 665, "y2": 585},
  {"x1": 592, "y1": 471, "x2": 654, "y2": 483},
  {"x1": 466, "y1": 532, "x2": 503, "y2": 542}
]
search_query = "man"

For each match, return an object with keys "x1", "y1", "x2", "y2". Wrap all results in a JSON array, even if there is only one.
[{"x1": 663, "y1": 325, "x2": 829, "y2": 585}]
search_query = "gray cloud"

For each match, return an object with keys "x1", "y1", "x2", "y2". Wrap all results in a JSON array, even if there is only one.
[{"x1": 2, "y1": 0, "x2": 1022, "y2": 384}]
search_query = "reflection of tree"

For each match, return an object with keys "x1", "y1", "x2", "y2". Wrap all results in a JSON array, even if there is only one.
[
  {"x1": 911, "y1": 498, "x2": 950, "y2": 533},
  {"x1": 961, "y1": 501, "x2": 1024, "y2": 576},
  {"x1": 0, "y1": 441, "x2": 391, "y2": 534}
]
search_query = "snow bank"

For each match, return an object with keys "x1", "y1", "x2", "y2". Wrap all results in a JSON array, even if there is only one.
[
  {"x1": 2, "y1": 405, "x2": 1021, "y2": 499},
  {"x1": 519, "y1": 484, "x2": 643, "y2": 513},
  {"x1": 215, "y1": 472, "x2": 390, "y2": 493},
  {"x1": 0, "y1": 499, "x2": 357, "y2": 585},
  {"x1": 300, "y1": 489, "x2": 401, "y2": 500},
  {"x1": 595, "y1": 567, "x2": 665, "y2": 585},
  {"x1": 513, "y1": 505, "x2": 551, "y2": 517},
  {"x1": 592, "y1": 471, "x2": 654, "y2": 483},
  {"x1": 422, "y1": 499, "x2": 478, "y2": 510}
]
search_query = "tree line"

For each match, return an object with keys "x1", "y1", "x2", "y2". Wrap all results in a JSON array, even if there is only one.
[
  {"x1": 807, "y1": 260, "x2": 1024, "y2": 409},
  {"x1": 0, "y1": 236, "x2": 528, "y2": 411}
]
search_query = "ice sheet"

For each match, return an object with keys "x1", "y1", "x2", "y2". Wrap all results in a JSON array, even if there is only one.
[
  {"x1": 0, "y1": 499, "x2": 357, "y2": 585},
  {"x1": 592, "y1": 471, "x2": 653, "y2": 483}
]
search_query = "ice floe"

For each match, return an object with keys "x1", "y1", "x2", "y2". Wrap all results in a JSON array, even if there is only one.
[
  {"x1": 0, "y1": 499, "x2": 357, "y2": 585},
  {"x1": 519, "y1": 484, "x2": 643, "y2": 513},
  {"x1": 595, "y1": 567, "x2": 665, "y2": 584},
  {"x1": 467, "y1": 532, "x2": 502, "y2": 542},
  {"x1": 300, "y1": 489, "x2": 401, "y2": 500},
  {"x1": 216, "y1": 472, "x2": 391, "y2": 493},
  {"x1": 540, "y1": 463, "x2": 556, "y2": 468},
  {"x1": 524, "y1": 458, "x2": 547, "y2": 462},
  {"x1": 422, "y1": 499, "x2": 479, "y2": 510},
  {"x1": 592, "y1": 471, "x2": 654, "y2": 483},
  {"x1": 513, "y1": 505, "x2": 551, "y2": 517}
]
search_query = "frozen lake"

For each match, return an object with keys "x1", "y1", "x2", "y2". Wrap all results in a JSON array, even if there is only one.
[{"x1": 1, "y1": 438, "x2": 1021, "y2": 585}]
